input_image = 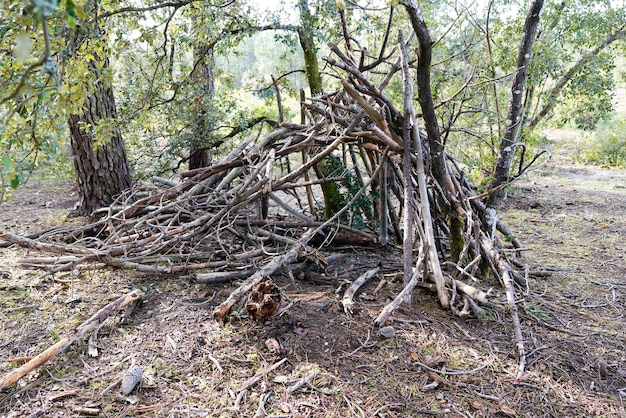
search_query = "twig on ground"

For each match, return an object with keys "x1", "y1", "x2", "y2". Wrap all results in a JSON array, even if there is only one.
[
  {"x1": 374, "y1": 247, "x2": 426, "y2": 326},
  {"x1": 416, "y1": 360, "x2": 494, "y2": 376},
  {"x1": 341, "y1": 266, "x2": 381, "y2": 314},
  {"x1": 234, "y1": 358, "x2": 287, "y2": 410},
  {"x1": 1, "y1": 289, "x2": 144, "y2": 389},
  {"x1": 288, "y1": 370, "x2": 319, "y2": 394},
  {"x1": 208, "y1": 353, "x2": 224, "y2": 373}
]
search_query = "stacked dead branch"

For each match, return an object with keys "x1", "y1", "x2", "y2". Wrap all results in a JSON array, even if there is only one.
[{"x1": 2, "y1": 36, "x2": 530, "y2": 376}]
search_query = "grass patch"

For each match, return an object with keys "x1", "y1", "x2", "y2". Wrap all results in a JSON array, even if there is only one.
[{"x1": 575, "y1": 117, "x2": 626, "y2": 168}]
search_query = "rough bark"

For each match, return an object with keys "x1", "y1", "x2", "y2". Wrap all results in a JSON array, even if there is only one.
[
  {"x1": 68, "y1": 59, "x2": 132, "y2": 216},
  {"x1": 403, "y1": 0, "x2": 466, "y2": 275},
  {"x1": 487, "y1": 0, "x2": 544, "y2": 209},
  {"x1": 189, "y1": 41, "x2": 215, "y2": 170},
  {"x1": 313, "y1": 156, "x2": 344, "y2": 219}
]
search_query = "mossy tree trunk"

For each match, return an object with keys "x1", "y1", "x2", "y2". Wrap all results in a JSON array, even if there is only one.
[
  {"x1": 313, "y1": 156, "x2": 344, "y2": 219},
  {"x1": 297, "y1": 0, "x2": 343, "y2": 219},
  {"x1": 297, "y1": 0, "x2": 323, "y2": 96}
]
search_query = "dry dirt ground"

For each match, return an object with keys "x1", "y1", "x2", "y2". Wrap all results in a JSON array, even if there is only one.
[{"x1": 1, "y1": 131, "x2": 625, "y2": 417}]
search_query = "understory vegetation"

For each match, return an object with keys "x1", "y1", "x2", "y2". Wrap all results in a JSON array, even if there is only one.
[{"x1": 576, "y1": 116, "x2": 626, "y2": 168}]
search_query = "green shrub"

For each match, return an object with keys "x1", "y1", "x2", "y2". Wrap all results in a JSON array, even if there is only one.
[{"x1": 575, "y1": 117, "x2": 626, "y2": 168}]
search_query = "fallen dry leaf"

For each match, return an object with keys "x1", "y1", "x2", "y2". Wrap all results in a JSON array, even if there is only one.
[
  {"x1": 500, "y1": 404, "x2": 517, "y2": 416},
  {"x1": 273, "y1": 375, "x2": 290, "y2": 383},
  {"x1": 265, "y1": 338, "x2": 283, "y2": 354},
  {"x1": 468, "y1": 399, "x2": 483, "y2": 410},
  {"x1": 293, "y1": 327, "x2": 308, "y2": 337},
  {"x1": 428, "y1": 371, "x2": 445, "y2": 383}
]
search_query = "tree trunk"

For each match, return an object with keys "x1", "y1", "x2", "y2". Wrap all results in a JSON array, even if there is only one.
[
  {"x1": 487, "y1": 0, "x2": 544, "y2": 209},
  {"x1": 189, "y1": 42, "x2": 216, "y2": 170},
  {"x1": 402, "y1": 0, "x2": 449, "y2": 200},
  {"x1": 68, "y1": 59, "x2": 132, "y2": 216},
  {"x1": 297, "y1": 0, "x2": 323, "y2": 96},
  {"x1": 298, "y1": 0, "x2": 338, "y2": 219},
  {"x1": 404, "y1": 0, "x2": 464, "y2": 261}
]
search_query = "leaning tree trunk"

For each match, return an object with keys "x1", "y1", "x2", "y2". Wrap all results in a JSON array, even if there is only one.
[
  {"x1": 487, "y1": 0, "x2": 544, "y2": 209},
  {"x1": 403, "y1": 0, "x2": 449, "y2": 198},
  {"x1": 68, "y1": 59, "x2": 132, "y2": 216}
]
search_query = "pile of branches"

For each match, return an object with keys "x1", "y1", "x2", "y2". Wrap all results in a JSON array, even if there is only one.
[{"x1": 2, "y1": 37, "x2": 531, "y2": 376}]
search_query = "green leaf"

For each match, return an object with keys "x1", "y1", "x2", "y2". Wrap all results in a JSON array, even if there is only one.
[
  {"x1": 1, "y1": 155, "x2": 14, "y2": 172},
  {"x1": 10, "y1": 172, "x2": 24, "y2": 189},
  {"x1": 66, "y1": 0, "x2": 75, "y2": 16},
  {"x1": 75, "y1": 4, "x2": 86, "y2": 19},
  {"x1": 66, "y1": 14, "x2": 76, "y2": 28}
]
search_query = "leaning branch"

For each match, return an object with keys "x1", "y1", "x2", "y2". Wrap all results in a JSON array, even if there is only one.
[
  {"x1": 213, "y1": 230, "x2": 314, "y2": 321},
  {"x1": 341, "y1": 266, "x2": 381, "y2": 314},
  {"x1": 399, "y1": 30, "x2": 449, "y2": 308},
  {"x1": 527, "y1": 26, "x2": 626, "y2": 132},
  {"x1": 99, "y1": 0, "x2": 199, "y2": 18}
]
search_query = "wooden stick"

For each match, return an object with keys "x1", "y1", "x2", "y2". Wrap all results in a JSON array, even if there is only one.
[
  {"x1": 341, "y1": 266, "x2": 381, "y2": 314},
  {"x1": 400, "y1": 32, "x2": 415, "y2": 303},
  {"x1": 3, "y1": 233, "x2": 98, "y2": 256},
  {"x1": 1, "y1": 289, "x2": 144, "y2": 389},
  {"x1": 289, "y1": 370, "x2": 320, "y2": 394},
  {"x1": 234, "y1": 219, "x2": 376, "y2": 241},
  {"x1": 399, "y1": 32, "x2": 450, "y2": 308},
  {"x1": 375, "y1": 247, "x2": 426, "y2": 326},
  {"x1": 196, "y1": 269, "x2": 256, "y2": 284},
  {"x1": 480, "y1": 234, "x2": 526, "y2": 378},
  {"x1": 234, "y1": 358, "x2": 288, "y2": 409},
  {"x1": 301, "y1": 150, "x2": 317, "y2": 216},
  {"x1": 213, "y1": 230, "x2": 315, "y2": 321},
  {"x1": 446, "y1": 276, "x2": 490, "y2": 305},
  {"x1": 379, "y1": 156, "x2": 389, "y2": 245}
]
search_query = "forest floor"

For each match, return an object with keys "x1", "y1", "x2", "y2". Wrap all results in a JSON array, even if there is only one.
[{"x1": 0, "y1": 129, "x2": 624, "y2": 417}]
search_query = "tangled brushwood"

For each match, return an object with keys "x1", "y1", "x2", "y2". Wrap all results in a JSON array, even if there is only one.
[{"x1": 1, "y1": 38, "x2": 534, "y2": 378}]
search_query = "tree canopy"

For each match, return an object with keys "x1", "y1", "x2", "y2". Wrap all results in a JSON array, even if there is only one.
[{"x1": 1, "y1": 0, "x2": 624, "y2": 200}]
